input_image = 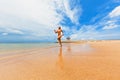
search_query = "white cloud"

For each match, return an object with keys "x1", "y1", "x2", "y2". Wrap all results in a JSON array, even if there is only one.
[
  {"x1": 2, "y1": 33, "x2": 8, "y2": 36},
  {"x1": 0, "y1": 0, "x2": 61, "y2": 26},
  {"x1": 67, "y1": 5, "x2": 120, "y2": 40},
  {"x1": 95, "y1": 6, "x2": 120, "y2": 30},
  {"x1": 0, "y1": 0, "x2": 82, "y2": 41},
  {"x1": 102, "y1": 19, "x2": 118, "y2": 29},
  {"x1": 0, "y1": 0, "x2": 64, "y2": 41},
  {"x1": 54, "y1": 0, "x2": 82, "y2": 25},
  {"x1": 69, "y1": 5, "x2": 120, "y2": 40},
  {"x1": 7, "y1": 29, "x2": 24, "y2": 34},
  {"x1": 70, "y1": 34, "x2": 78, "y2": 39},
  {"x1": 63, "y1": 0, "x2": 81, "y2": 25},
  {"x1": 103, "y1": 24, "x2": 118, "y2": 29},
  {"x1": 109, "y1": 6, "x2": 120, "y2": 18}
]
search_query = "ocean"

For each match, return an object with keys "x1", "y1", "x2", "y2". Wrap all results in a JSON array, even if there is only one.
[{"x1": 0, "y1": 43, "x2": 57, "y2": 52}]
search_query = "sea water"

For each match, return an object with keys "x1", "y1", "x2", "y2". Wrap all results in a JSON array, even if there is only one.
[{"x1": 0, "y1": 42, "x2": 57, "y2": 52}]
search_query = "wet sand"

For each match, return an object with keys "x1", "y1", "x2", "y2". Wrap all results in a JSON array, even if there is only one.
[{"x1": 0, "y1": 40, "x2": 120, "y2": 80}]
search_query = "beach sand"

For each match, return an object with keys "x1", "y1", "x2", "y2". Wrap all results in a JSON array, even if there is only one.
[{"x1": 0, "y1": 40, "x2": 120, "y2": 80}]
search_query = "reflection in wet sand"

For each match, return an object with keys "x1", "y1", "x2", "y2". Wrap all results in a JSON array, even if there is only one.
[
  {"x1": 56, "y1": 47, "x2": 64, "y2": 69},
  {"x1": 67, "y1": 43, "x2": 71, "y2": 53}
]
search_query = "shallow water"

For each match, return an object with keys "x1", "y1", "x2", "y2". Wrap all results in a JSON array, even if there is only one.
[{"x1": 0, "y1": 43, "x2": 57, "y2": 52}]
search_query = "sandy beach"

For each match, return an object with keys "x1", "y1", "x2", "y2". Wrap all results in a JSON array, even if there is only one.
[{"x1": 0, "y1": 40, "x2": 120, "y2": 80}]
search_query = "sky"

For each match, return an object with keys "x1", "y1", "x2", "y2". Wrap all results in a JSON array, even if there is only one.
[{"x1": 0, "y1": 0, "x2": 120, "y2": 42}]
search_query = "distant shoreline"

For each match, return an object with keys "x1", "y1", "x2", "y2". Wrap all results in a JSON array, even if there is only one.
[{"x1": 55, "y1": 40, "x2": 120, "y2": 43}]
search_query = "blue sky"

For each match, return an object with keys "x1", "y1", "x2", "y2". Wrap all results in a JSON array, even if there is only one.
[{"x1": 0, "y1": 0, "x2": 120, "y2": 42}]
